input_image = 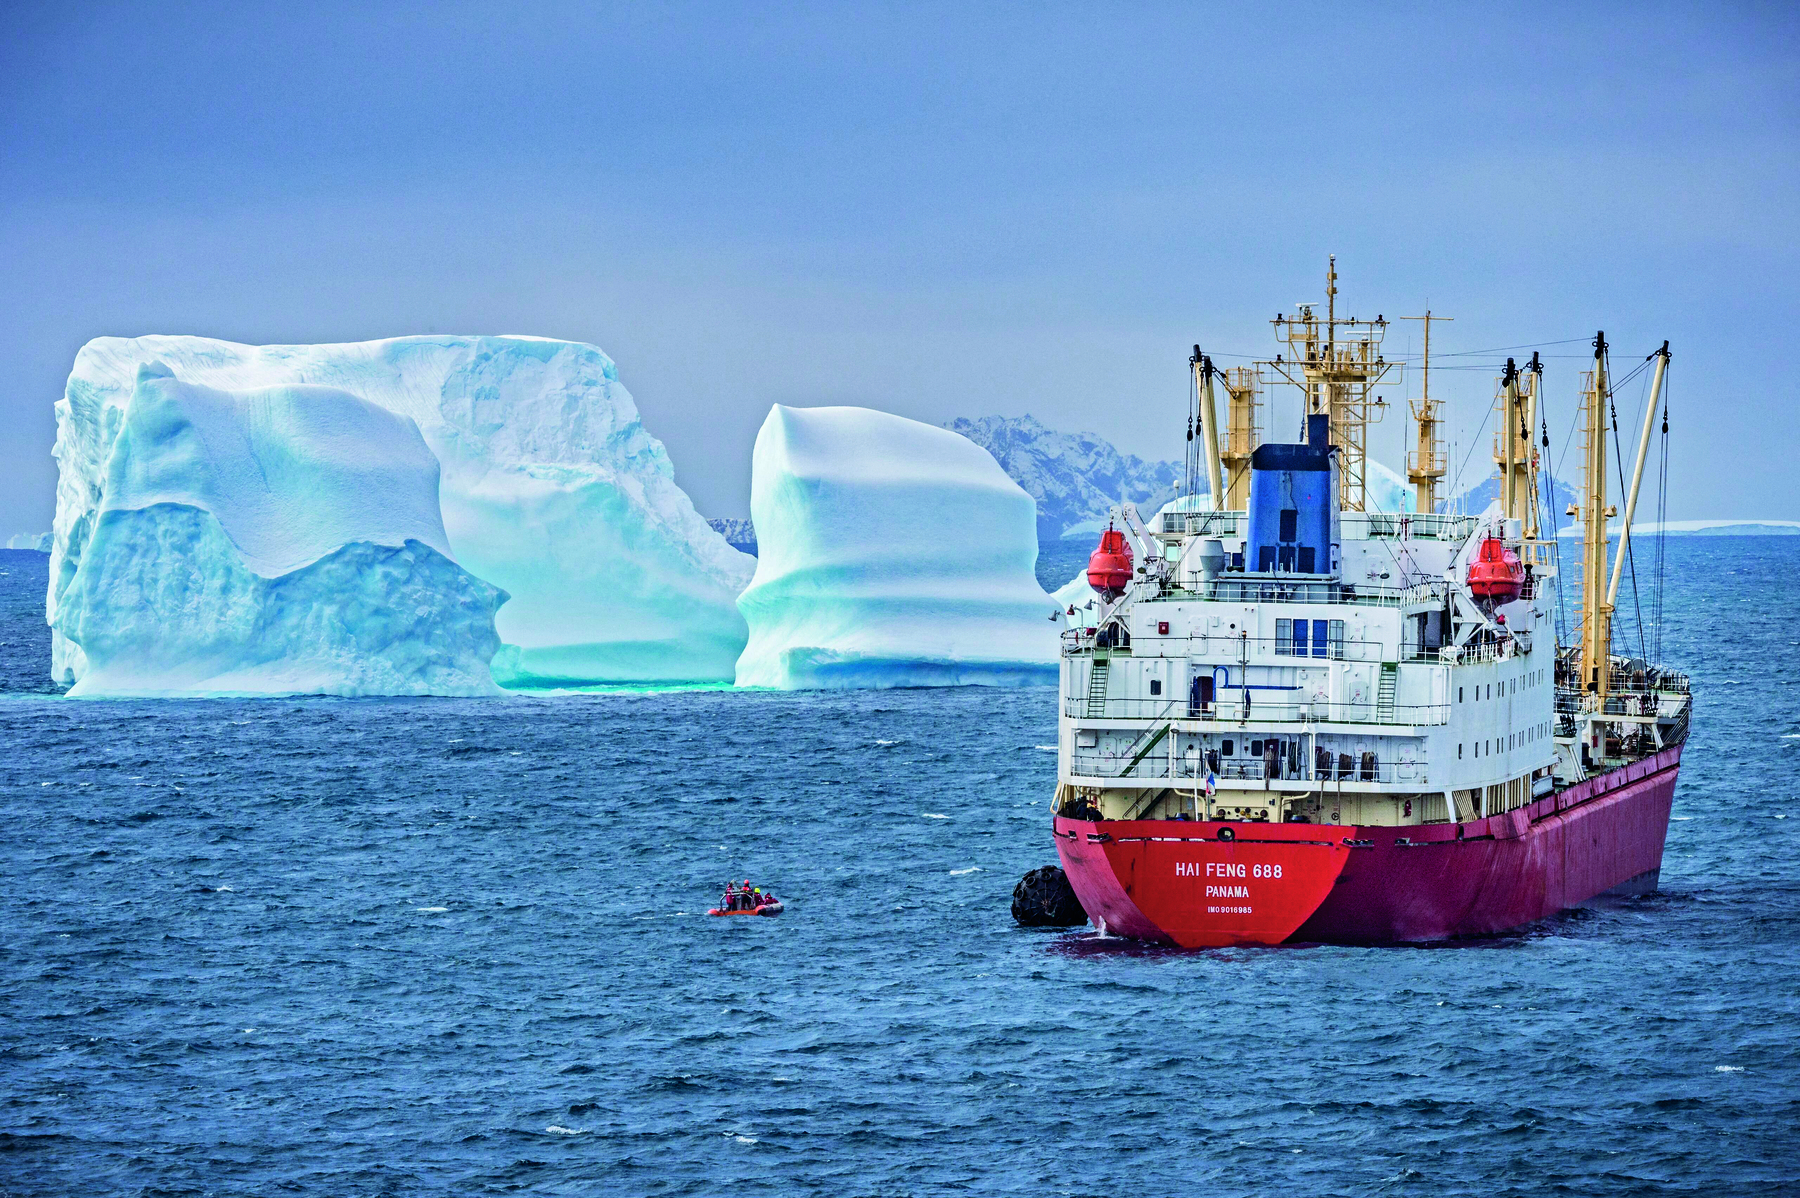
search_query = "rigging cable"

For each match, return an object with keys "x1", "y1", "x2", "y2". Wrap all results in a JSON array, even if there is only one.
[
  {"x1": 1450, "y1": 398, "x2": 1495, "y2": 502},
  {"x1": 1549, "y1": 394, "x2": 1584, "y2": 646},
  {"x1": 1184, "y1": 352, "x2": 1199, "y2": 500},
  {"x1": 1540, "y1": 404, "x2": 1566, "y2": 650},
  {"x1": 1655, "y1": 366, "x2": 1671, "y2": 664},
  {"x1": 1605, "y1": 348, "x2": 1650, "y2": 662}
]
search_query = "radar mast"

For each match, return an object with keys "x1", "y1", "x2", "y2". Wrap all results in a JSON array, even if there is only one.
[{"x1": 1265, "y1": 257, "x2": 1395, "y2": 512}]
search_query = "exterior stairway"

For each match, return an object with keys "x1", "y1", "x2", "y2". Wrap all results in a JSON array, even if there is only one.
[
  {"x1": 1376, "y1": 662, "x2": 1398, "y2": 722},
  {"x1": 1086, "y1": 659, "x2": 1110, "y2": 717}
]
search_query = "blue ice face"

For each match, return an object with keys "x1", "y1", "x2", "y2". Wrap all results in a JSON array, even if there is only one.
[{"x1": 734, "y1": 405, "x2": 1060, "y2": 690}]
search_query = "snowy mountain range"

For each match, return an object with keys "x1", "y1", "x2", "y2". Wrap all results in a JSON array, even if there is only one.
[
  {"x1": 944, "y1": 415, "x2": 1184, "y2": 544},
  {"x1": 1453, "y1": 474, "x2": 1580, "y2": 526}
]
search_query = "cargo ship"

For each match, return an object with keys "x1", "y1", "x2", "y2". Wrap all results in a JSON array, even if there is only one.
[{"x1": 1051, "y1": 261, "x2": 1689, "y2": 946}]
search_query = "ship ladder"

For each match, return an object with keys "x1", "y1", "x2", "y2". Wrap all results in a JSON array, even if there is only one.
[
  {"x1": 1086, "y1": 659, "x2": 1111, "y2": 717},
  {"x1": 1376, "y1": 662, "x2": 1398, "y2": 722}
]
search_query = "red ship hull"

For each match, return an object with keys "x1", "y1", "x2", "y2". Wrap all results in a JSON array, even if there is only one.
[{"x1": 1054, "y1": 746, "x2": 1681, "y2": 947}]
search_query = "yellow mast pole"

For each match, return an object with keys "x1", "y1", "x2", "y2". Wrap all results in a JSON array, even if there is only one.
[
  {"x1": 1579, "y1": 332, "x2": 1614, "y2": 701},
  {"x1": 1524, "y1": 353, "x2": 1543, "y2": 540},
  {"x1": 1501, "y1": 359, "x2": 1521, "y2": 524},
  {"x1": 1191, "y1": 350, "x2": 1226, "y2": 510},
  {"x1": 1606, "y1": 342, "x2": 1671, "y2": 608},
  {"x1": 1403, "y1": 312, "x2": 1450, "y2": 514}
]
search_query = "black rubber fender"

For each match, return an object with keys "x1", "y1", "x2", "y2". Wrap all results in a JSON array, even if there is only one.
[{"x1": 1011, "y1": 865, "x2": 1089, "y2": 927}]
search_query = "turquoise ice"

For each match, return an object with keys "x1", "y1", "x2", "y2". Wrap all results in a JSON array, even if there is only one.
[
  {"x1": 50, "y1": 336, "x2": 754, "y2": 693},
  {"x1": 734, "y1": 405, "x2": 1061, "y2": 689}
]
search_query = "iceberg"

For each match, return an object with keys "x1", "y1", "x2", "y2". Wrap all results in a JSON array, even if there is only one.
[
  {"x1": 1365, "y1": 459, "x2": 1417, "y2": 514},
  {"x1": 6, "y1": 532, "x2": 51, "y2": 552},
  {"x1": 51, "y1": 335, "x2": 755, "y2": 690},
  {"x1": 734, "y1": 405, "x2": 1062, "y2": 689},
  {"x1": 56, "y1": 365, "x2": 505, "y2": 696}
]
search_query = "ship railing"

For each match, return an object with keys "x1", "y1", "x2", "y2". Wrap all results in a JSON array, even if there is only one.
[
  {"x1": 1063, "y1": 629, "x2": 1393, "y2": 662},
  {"x1": 1400, "y1": 579, "x2": 1451, "y2": 606},
  {"x1": 1066, "y1": 697, "x2": 1450, "y2": 726},
  {"x1": 1069, "y1": 751, "x2": 1428, "y2": 785},
  {"x1": 1161, "y1": 579, "x2": 1411, "y2": 608},
  {"x1": 1437, "y1": 639, "x2": 1523, "y2": 666},
  {"x1": 1342, "y1": 512, "x2": 1478, "y2": 542},
  {"x1": 1607, "y1": 669, "x2": 1692, "y2": 695},
  {"x1": 1159, "y1": 510, "x2": 1244, "y2": 537},
  {"x1": 1553, "y1": 689, "x2": 1690, "y2": 718},
  {"x1": 1062, "y1": 627, "x2": 1133, "y2": 655}
]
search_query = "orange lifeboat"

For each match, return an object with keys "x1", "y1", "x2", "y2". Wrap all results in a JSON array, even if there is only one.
[
  {"x1": 1087, "y1": 527, "x2": 1134, "y2": 599},
  {"x1": 1467, "y1": 537, "x2": 1524, "y2": 603}
]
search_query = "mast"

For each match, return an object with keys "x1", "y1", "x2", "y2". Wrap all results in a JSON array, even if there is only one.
[
  {"x1": 1267, "y1": 257, "x2": 1394, "y2": 511},
  {"x1": 1495, "y1": 357, "x2": 1532, "y2": 527},
  {"x1": 1577, "y1": 332, "x2": 1615, "y2": 701},
  {"x1": 1402, "y1": 312, "x2": 1449, "y2": 514},
  {"x1": 1523, "y1": 353, "x2": 1543, "y2": 539},
  {"x1": 1190, "y1": 348, "x2": 1226, "y2": 509},
  {"x1": 1220, "y1": 366, "x2": 1261, "y2": 508}
]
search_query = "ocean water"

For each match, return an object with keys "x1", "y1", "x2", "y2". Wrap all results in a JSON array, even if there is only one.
[{"x1": 1, "y1": 542, "x2": 1796, "y2": 1197}]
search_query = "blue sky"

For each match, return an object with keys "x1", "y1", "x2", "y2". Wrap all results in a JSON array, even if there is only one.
[{"x1": 2, "y1": 2, "x2": 1795, "y2": 528}]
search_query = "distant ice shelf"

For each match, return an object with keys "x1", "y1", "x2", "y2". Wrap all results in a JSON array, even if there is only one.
[
  {"x1": 51, "y1": 335, "x2": 754, "y2": 695},
  {"x1": 734, "y1": 405, "x2": 1062, "y2": 689}
]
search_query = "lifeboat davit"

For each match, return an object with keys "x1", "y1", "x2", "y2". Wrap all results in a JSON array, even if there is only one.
[
  {"x1": 1467, "y1": 537, "x2": 1524, "y2": 604},
  {"x1": 1087, "y1": 528, "x2": 1134, "y2": 599}
]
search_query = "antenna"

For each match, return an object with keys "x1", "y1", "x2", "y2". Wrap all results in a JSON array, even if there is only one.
[{"x1": 1265, "y1": 259, "x2": 1393, "y2": 511}]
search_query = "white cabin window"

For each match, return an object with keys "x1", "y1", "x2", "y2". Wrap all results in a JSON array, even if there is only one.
[
  {"x1": 1276, "y1": 619, "x2": 1292, "y2": 655},
  {"x1": 1150, "y1": 679, "x2": 1162, "y2": 696}
]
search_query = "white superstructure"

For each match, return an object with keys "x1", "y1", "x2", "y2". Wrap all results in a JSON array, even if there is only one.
[{"x1": 1058, "y1": 507, "x2": 1569, "y2": 826}]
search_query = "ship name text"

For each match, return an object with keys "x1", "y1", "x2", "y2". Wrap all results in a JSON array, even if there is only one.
[{"x1": 1175, "y1": 862, "x2": 1282, "y2": 879}]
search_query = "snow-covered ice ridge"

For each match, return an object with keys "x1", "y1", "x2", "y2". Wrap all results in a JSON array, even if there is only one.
[
  {"x1": 736, "y1": 406, "x2": 1062, "y2": 689},
  {"x1": 51, "y1": 336, "x2": 754, "y2": 695}
]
